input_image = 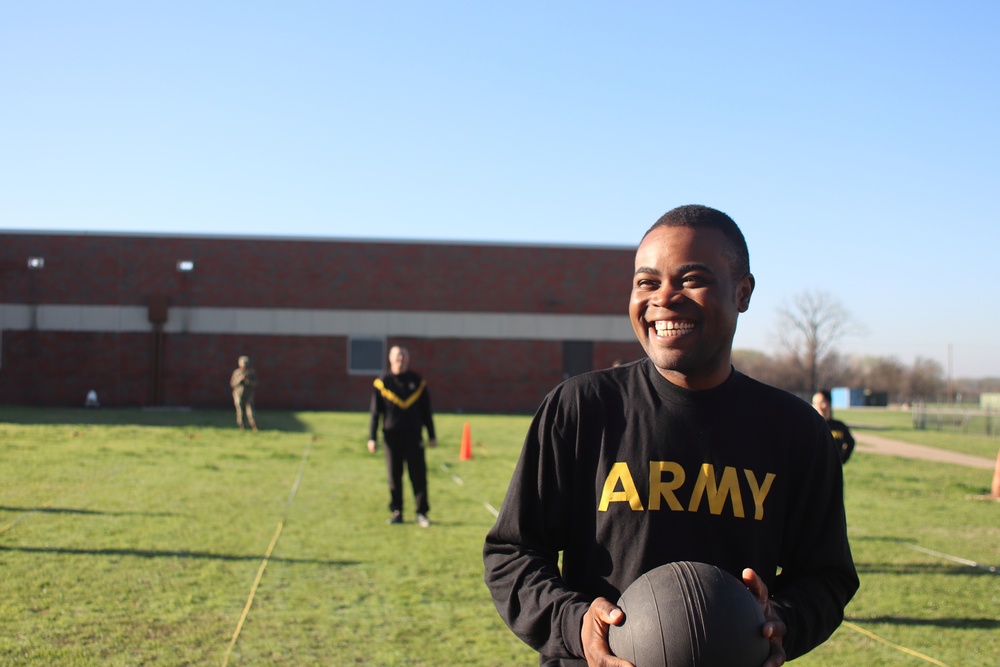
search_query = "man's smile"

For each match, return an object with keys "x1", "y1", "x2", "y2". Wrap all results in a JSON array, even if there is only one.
[{"x1": 652, "y1": 319, "x2": 696, "y2": 338}]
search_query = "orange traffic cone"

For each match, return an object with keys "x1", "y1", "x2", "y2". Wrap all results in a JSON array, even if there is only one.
[{"x1": 459, "y1": 422, "x2": 473, "y2": 460}]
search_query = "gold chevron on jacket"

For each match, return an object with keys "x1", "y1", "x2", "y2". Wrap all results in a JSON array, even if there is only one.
[{"x1": 374, "y1": 378, "x2": 426, "y2": 410}]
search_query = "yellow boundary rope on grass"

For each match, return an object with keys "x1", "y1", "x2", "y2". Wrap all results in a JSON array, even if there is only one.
[
  {"x1": 842, "y1": 621, "x2": 951, "y2": 667},
  {"x1": 221, "y1": 518, "x2": 285, "y2": 666},
  {"x1": 221, "y1": 439, "x2": 313, "y2": 667}
]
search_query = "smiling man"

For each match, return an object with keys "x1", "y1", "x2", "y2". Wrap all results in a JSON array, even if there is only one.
[
  {"x1": 484, "y1": 205, "x2": 858, "y2": 667},
  {"x1": 630, "y1": 218, "x2": 753, "y2": 390}
]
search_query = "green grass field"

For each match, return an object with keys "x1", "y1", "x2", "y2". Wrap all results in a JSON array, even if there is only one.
[{"x1": 1, "y1": 406, "x2": 997, "y2": 666}]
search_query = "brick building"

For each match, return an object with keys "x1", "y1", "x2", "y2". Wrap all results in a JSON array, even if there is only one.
[{"x1": 0, "y1": 231, "x2": 643, "y2": 413}]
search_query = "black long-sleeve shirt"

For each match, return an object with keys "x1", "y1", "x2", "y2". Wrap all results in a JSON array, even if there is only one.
[
  {"x1": 827, "y1": 418, "x2": 856, "y2": 463},
  {"x1": 368, "y1": 370, "x2": 436, "y2": 441},
  {"x1": 483, "y1": 360, "x2": 858, "y2": 665}
]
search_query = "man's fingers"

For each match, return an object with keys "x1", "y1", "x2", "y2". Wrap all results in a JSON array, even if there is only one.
[
  {"x1": 582, "y1": 598, "x2": 632, "y2": 667},
  {"x1": 742, "y1": 568, "x2": 768, "y2": 601},
  {"x1": 742, "y1": 568, "x2": 786, "y2": 667},
  {"x1": 589, "y1": 597, "x2": 624, "y2": 625}
]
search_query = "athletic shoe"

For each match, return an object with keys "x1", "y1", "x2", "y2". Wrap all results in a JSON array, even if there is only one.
[
  {"x1": 416, "y1": 513, "x2": 430, "y2": 528},
  {"x1": 387, "y1": 511, "x2": 403, "y2": 525}
]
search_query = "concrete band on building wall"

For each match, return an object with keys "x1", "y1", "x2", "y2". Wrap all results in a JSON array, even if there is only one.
[{"x1": 0, "y1": 304, "x2": 635, "y2": 341}]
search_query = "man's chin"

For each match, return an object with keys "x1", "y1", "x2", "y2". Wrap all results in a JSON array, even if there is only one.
[{"x1": 645, "y1": 348, "x2": 688, "y2": 373}]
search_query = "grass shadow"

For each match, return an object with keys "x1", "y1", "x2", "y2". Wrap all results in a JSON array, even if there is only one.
[
  {"x1": 0, "y1": 406, "x2": 311, "y2": 432},
  {"x1": 854, "y1": 561, "x2": 999, "y2": 576},
  {"x1": 851, "y1": 536, "x2": 913, "y2": 544},
  {"x1": 0, "y1": 505, "x2": 183, "y2": 517},
  {"x1": 0, "y1": 544, "x2": 360, "y2": 567},
  {"x1": 847, "y1": 615, "x2": 1000, "y2": 629}
]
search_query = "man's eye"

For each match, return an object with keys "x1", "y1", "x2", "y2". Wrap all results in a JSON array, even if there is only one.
[
  {"x1": 681, "y1": 275, "x2": 708, "y2": 287},
  {"x1": 636, "y1": 279, "x2": 659, "y2": 289}
]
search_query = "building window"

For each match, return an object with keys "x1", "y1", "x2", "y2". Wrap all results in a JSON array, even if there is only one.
[
  {"x1": 349, "y1": 337, "x2": 386, "y2": 375},
  {"x1": 562, "y1": 340, "x2": 593, "y2": 379}
]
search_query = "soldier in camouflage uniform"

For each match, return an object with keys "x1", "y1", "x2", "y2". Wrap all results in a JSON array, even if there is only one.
[{"x1": 230, "y1": 355, "x2": 258, "y2": 432}]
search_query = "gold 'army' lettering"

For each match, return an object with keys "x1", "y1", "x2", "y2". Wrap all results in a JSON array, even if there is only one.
[{"x1": 598, "y1": 461, "x2": 776, "y2": 520}]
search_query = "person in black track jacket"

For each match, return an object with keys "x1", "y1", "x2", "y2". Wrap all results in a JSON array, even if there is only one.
[
  {"x1": 368, "y1": 346, "x2": 437, "y2": 527},
  {"x1": 483, "y1": 205, "x2": 858, "y2": 667},
  {"x1": 813, "y1": 389, "x2": 856, "y2": 463}
]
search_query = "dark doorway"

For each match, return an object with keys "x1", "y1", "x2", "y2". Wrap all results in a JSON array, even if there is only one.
[{"x1": 562, "y1": 341, "x2": 593, "y2": 379}]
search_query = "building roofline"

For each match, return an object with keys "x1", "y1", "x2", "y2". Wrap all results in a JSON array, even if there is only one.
[{"x1": 0, "y1": 228, "x2": 634, "y2": 251}]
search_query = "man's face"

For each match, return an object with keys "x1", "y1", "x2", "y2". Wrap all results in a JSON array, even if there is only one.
[
  {"x1": 629, "y1": 225, "x2": 754, "y2": 389},
  {"x1": 388, "y1": 347, "x2": 409, "y2": 375},
  {"x1": 812, "y1": 393, "x2": 832, "y2": 419}
]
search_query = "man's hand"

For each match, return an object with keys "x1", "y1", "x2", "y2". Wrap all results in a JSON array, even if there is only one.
[
  {"x1": 581, "y1": 597, "x2": 633, "y2": 667},
  {"x1": 366, "y1": 439, "x2": 377, "y2": 454},
  {"x1": 742, "y1": 568, "x2": 787, "y2": 667},
  {"x1": 428, "y1": 438, "x2": 437, "y2": 448}
]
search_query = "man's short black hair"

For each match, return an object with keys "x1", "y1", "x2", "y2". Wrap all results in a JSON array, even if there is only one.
[{"x1": 643, "y1": 204, "x2": 751, "y2": 279}]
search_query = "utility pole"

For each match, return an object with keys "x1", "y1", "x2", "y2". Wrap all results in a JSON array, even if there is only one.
[{"x1": 947, "y1": 344, "x2": 953, "y2": 407}]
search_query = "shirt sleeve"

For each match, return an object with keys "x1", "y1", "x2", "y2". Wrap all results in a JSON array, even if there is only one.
[
  {"x1": 769, "y1": 421, "x2": 859, "y2": 659},
  {"x1": 482, "y1": 389, "x2": 592, "y2": 660},
  {"x1": 368, "y1": 383, "x2": 382, "y2": 441},
  {"x1": 842, "y1": 423, "x2": 856, "y2": 463},
  {"x1": 420, "y1": 385, "x2": 436, "y2": 440}
]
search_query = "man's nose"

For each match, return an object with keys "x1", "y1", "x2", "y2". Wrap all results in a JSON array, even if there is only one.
[{"x1": 650, "y1": 282, "x2": 683, "y2": 307}]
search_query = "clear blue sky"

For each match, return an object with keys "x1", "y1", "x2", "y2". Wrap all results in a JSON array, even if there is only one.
[{"x1": 3, "y1": 2, "x2": 998, "y2": 378}]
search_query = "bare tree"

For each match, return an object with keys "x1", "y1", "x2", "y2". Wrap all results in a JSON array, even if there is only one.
[
  {"x1": 733, "y1": 348, "x2": 801, "y2": 390},
  {"x1": 908, "y1": 357, "x2": 945, "y2": 402},
  {"x1": 776, "y1": 290, "x2": 860, "y2": 394},
  {"x1": 817, "y1": 350, "x2": 854, "y2": 391},
  {"x1": 834, "y1": 354, "x2": 924, "y2": 404}
]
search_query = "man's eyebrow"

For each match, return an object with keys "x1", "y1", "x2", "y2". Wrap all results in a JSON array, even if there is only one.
[
  {"x1": 634, "y1": 263, "x2": 716, "y2": 277},
  {"x1": 676, "y1": 262, "x2": 715, "y2": 274}
]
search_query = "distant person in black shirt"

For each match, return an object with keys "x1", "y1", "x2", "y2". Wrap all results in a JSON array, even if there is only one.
[
  {"x1": 368, "y1": 346, "x2": 437, "y2": 527},
  {"x1": 813, "y1": 389, "x2": 856, "y2": 463}
]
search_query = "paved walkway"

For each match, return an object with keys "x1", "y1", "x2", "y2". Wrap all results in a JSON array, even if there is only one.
[{"x1": 854, "y1": 432, "x2": 997, "y2": 470}]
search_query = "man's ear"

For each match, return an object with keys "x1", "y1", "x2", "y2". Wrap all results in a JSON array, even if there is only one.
[{"x1": 737, "y1": 273, "x2": 755, "y2": 313}]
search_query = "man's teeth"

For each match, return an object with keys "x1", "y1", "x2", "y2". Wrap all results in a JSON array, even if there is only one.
[{"x1": 653, "y1": 321, "x2": 694, "y2": 336}]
